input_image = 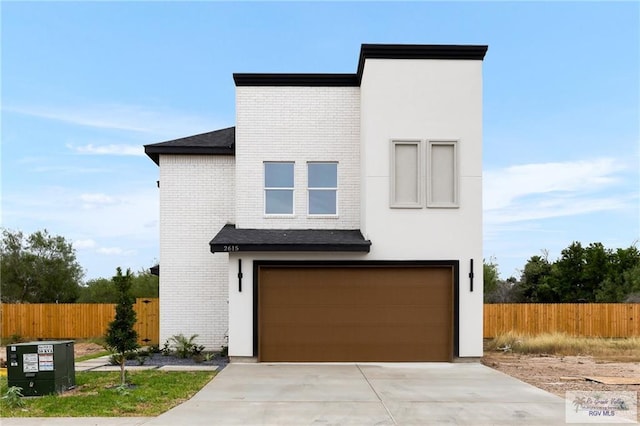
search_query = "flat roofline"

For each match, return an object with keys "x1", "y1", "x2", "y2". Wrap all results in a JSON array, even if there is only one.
[
  {"x1": 233, "y1": 73, "x2": 358, "y2": 87},
  {"x1": 234, "y1": 43, "x2": 488, "y2": 87}
]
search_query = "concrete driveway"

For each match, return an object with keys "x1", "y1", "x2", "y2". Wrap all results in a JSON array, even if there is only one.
[{"x1": 147, "y1": 362, "x2": 568, "y2": 425}]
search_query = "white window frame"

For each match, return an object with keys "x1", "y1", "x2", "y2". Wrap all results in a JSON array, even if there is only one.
[
  {"x1": 307, "y1": 162, "x2": 338, "y2": 217},
  {"x1": 390, "y1": 140, "x2": 422, "y2": 208},
  {"x1": 264, "y1": 161, "x2": 295, "y2": 216},
  {"x1": 426, "y1": 140, "x2": 459, "y2": 208}
]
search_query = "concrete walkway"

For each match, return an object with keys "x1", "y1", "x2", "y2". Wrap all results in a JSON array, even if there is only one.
[
  {"x1": 5, "y1": 362, "x2": 601, "y2": 425},
  {"x1": 146, "y1": 362, "x2": 570, "y2": 425},
  {"x1": 74, "y1": 356, "x2": 219, "y2": 372}
]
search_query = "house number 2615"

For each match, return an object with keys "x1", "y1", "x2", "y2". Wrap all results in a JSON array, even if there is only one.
[{"x1": 223, "y1": 245, "x2": 240, "y2": 252}]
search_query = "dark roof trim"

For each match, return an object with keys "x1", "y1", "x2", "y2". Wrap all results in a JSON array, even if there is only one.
[
  {"x1": 144, "y1": 127, "x2": 235, "y2": 165},
  {"x1": 233, "y1": 73, "x2": 358, "y2": 87},
  {"x1": 234, "y1": 43, "x2": 488, "y2": 87},
  {"x1": 356, "y1": 44, "x2": 488, "y2": 83},
  {"x1": 150, "y1": 265, "x2": 159, "y2": 276},
  {"x1": 210, "y1": 224, "x2": 371, "y2": 253}
]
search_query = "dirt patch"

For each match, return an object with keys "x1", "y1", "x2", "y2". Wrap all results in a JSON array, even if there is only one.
[
  {"x1": 482, "y1": 351, "x2": 640, "y2": 408},
  {"x1": 72, "y1": 342, "x2": 106, "y2": 358}
]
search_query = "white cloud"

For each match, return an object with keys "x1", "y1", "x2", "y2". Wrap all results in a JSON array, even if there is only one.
[
  {"x1": 74, "y1": 237, "x2": 138, "y2": 262},
  {"x1": 484, "y1": 158, "x2": 632, "y2": 225},
  {"x1": 68, "y1": 144, "x2": 145, "y2": 156},
  {"x1": 5, "y1": 103, "x2": 221, "y2": 139},
  {"x1": 485, "y1": 195, "x2": 631, "y2": 225},
  {"x1": 79, "y1": 193, "x2": 117, "y2": 204},
  {"x1": 30, "y1": 165, "x2": 113, "y2": 174},
  {"x1": 6, "y1": 105, "x2": 147, "y2": 132},
  {"x1": 96, "y1": 247, "x2": 136, "y2": 256},
  {"x1": 73, "y1": 239, "x2": 97, "y2": 249},
  {"x1": 79, "y1": 193, "x2": 123, "y2": 209},
  {"x1": 484, "y1": 158, "x2": 622, "y2": 211}
]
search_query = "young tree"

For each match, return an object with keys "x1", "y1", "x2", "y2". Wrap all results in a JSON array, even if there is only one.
[
  {"x1": 0, "y1": 229, "x2": 83, "y2": 303},
  {"x1": 104, "y1": 267, "x2": 139, "y2": 386}
]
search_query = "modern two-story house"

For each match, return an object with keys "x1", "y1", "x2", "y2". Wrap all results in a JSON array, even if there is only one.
[{"x1": 144, "y1": 43, "x2": 487, "y2": 362}]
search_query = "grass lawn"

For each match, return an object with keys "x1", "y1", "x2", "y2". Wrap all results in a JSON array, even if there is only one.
[
  {"x1": 486, "y1": 332, "x2": 640, "y2": 360},
  {"x1": 0, "y1": 370, "x2": 216, "y2": 417},
  {"x1": 75, "y1": 351, "x2": 111, "y2": 362}
]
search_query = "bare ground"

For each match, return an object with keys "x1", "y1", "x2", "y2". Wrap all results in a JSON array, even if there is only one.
[{"x1": 482, "y1": 350, "x2": 640, "y2": 409}]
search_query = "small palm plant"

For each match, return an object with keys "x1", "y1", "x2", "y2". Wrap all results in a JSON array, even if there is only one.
[{"x1": 168, "y1": 333, "x2": 199, "y2": 358}]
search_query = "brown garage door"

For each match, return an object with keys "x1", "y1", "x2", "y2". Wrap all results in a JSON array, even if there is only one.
[{"x1": 258, "y1": 266, "x2": 453, "y2": 362}]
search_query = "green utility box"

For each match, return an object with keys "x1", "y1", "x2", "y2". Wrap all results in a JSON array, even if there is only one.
[{"x1": 7, "y1": 340, "x2": 76, "y2": 396}]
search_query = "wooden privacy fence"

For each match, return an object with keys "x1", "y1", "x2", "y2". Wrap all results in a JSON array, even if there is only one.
[
  {"x1": 1, "y1": 298, "x2": 159, "y2": 345},
  {"x1": 484, "y1": 303, "x2": 640, "y2": 338}
]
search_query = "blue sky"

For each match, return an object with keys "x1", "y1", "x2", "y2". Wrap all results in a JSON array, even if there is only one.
[{"x1": 2, "y1": 2, "x2": 638, "y2": 281}]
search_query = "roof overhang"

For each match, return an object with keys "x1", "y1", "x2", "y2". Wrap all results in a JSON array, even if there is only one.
[
  {"x1": 210, "y1": 224, "x2": 371, "y2": 253},
  {"x1": 144, "y1": 127, "x2": 235, "y2": 165},
  {"x1": 149, "y1": 264, "x2": 159, "y2": 276},
  {"x1": 233, "y1": 73, "x2": 358, "y2": 87}
]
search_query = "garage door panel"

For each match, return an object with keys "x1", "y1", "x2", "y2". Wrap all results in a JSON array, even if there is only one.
[
  {"x1": 263, "y1": 304, "x2": 445, "y2": 320},
  {"x1": 261, "y1": 283, "x2": 359, "y2": 306},
  {"x1": 259, "y1": 266, "x2": 453, "y2": 362},
  {"x1": 261, "y1": 342, "x2": 447, "y2": 362},
  {"x1": 262, "y1": 306, "x2": 372, "y2": 325}
]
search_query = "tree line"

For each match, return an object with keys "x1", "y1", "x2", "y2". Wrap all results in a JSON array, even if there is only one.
[
  {"x1": 484, "y1": 241, "x2": 640, "y2": 303},
  {"x1": 1, "y1": 228, "x2": 158, "y2": 304},
  {"x1": 3, "y1": 228, "x2": 638, "y2": 304}
]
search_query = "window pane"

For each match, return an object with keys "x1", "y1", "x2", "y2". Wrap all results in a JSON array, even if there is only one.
[
  {"x1": 394, "y1": 143, "x2": 419, "y2": 204},
  {"x1": 430, "y1": 144, "x2": 456, "y2": 204},
  {"x1": 265, "y1": 163, "x2": 294, "y2": 188},
  {"x1": 308, "y1": 163, "x2": 337, "y2": 188},
  {"x1": 309, "y1": 190, "x2": 336, "y2": 214},
  {"x1": 265, "y1": 189, "x2": 293, "y2": 214}
]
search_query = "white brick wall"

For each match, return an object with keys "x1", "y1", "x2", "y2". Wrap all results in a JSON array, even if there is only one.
[
  {"x1": 235, "y1": 86, "x2": 360, "y2": 229},
  {"x1": 159, "y1": 154, "x2": 235, "y2": 350}
]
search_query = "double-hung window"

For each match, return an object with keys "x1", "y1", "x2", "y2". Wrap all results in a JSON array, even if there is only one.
[
  {"x1": 264, "y1": 162, "x2": 294, "y2": 215},
  {"x1": 308, "y1": 162, "x2": 337, "y2": 215}
]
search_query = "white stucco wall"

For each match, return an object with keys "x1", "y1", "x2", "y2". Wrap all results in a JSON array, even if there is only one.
[
  {"x1": 235, "y1": 86, "x2": 360, "y2": 230},
  {"x1": 159, "y1": 154, "x2": 235, "y2": 350},
  {"x1": 360, "y1": 59, "x2": 484, "y2": 357}
]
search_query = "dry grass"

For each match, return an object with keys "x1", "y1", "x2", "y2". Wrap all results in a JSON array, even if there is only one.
[{"x1": 486, "y1": 331, "x2": 640, "y2": 360}]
